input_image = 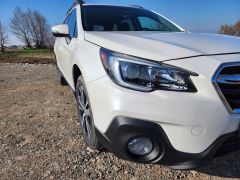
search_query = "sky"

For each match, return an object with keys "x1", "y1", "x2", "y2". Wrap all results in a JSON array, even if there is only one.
[{"x1": 0, "y1": 0, "x2": 240, "y2": 45}]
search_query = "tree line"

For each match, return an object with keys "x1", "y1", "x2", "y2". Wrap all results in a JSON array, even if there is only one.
[
  {"x1": 0, "y1": 7, "x2": 54, "y2": 52},
  {"x1": 219, "y1": 20, "x2": 240, "y2": 37}
]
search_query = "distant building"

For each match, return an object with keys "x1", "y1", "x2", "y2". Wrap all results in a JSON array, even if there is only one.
[
  {"x1": 8, "y1": 45, "x2": 25, "y2": 49},
  {"x1": 8, "y1": 45, "x2": 18, "y2": 49},
  {"x1": 18, "y1": 45, "x2": 24, "y2": 49}
]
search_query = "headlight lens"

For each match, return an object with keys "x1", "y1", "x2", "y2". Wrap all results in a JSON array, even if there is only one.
[{"x1": 100, "y1": 48, "x2": 198, "y2": 92}]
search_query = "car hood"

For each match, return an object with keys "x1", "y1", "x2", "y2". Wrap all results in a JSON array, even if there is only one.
[{"x1": 84, "y1": 31, "x2": 240, "y2": 62}]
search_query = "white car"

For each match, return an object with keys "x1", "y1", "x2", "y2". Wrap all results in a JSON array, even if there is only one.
[{"x1": 52, "y1": 1, "x2": 240, "y2": 169}]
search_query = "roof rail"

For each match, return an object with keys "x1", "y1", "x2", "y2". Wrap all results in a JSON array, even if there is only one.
[
  {"x1": 67, "y1": 0, "x2": 85, "y2": 15},
  {"x1": 130, "y1": 5, "x2": 144, "y2": 9}
]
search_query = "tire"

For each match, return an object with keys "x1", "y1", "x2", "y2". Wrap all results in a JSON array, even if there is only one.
[
  {"x1": 54, "y1": 56, "x2": 67, "y2": 86},
  {"x1": 60, "y1": 74, "x2": 68, "y2": 86},
  {"x1": 75, "y1": 76, "x2": 101, "y2": 150}
]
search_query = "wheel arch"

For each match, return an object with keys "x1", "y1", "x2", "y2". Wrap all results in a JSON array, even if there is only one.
[{"x1": 72, "y1": 64, "x2": 82, "y2": 90}]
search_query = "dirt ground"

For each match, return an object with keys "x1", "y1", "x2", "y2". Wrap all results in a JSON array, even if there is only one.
[{"x1": 1, "y1": 62, "x2": 240, "y2": 180}]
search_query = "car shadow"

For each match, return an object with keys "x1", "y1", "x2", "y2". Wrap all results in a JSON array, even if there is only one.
[{"x1": 196, "y1": 152, "x2": 240, "y2": 178}]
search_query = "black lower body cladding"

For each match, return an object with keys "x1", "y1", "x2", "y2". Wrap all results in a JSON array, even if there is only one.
[{"x1": 96, "y1": 116, "x2": 240, "y2": 170}]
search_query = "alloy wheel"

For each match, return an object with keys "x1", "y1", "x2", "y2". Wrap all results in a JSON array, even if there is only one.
[{"x1": 77, "y1": 85, "x2": 92, "y2": 139}]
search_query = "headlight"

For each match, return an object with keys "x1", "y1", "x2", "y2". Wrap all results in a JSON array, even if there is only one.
[{"x1": 100, "y1": 48, "x2": 198, "y2": 92}]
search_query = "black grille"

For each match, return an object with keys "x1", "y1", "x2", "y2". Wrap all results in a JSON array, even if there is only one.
[
  {"x1": 214, "y1": 64, "x2": 240, "y2": 113},
  {"x1": 214, "y1": 132, "x2": 240, "y2": 158}
]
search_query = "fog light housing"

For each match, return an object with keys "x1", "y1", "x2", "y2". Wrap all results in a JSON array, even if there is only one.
[{"x1": 127, "y1": 137, "x2": 153, "y2": 156}]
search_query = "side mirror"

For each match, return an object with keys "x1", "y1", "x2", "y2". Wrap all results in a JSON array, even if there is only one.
[{"x1": 51, "y1": 24, "x2": 69, "y2": 37}]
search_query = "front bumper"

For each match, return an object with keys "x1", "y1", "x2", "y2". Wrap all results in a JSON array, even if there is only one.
[
  {"x1": 87, "y1": 75, "x2": 240, "y2": 154},
  {"x1": 96, "y1": 116, "x2": 240, "y2": 170},
  {"x1": 86, "y1": 54, "x2": 240, "y2": 168}
]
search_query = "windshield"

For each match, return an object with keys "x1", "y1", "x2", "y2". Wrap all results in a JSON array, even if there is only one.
[{"x1": 81, "y1": 5, "x2": 182, "y2": 32}]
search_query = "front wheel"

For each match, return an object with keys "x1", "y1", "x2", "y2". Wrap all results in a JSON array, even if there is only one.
[{"x1": 76, "y1": 76, "x2": 101, "y2": 150}]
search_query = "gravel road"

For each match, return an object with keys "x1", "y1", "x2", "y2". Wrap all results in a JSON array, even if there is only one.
[{"x1": 0, "y1": 63, "x2": 240, "y2": 180}]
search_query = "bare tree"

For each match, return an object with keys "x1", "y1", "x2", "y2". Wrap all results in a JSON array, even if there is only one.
[
  {"x1": 0, "y1": 20, "x2": 8, "y2": 53},
  {"x1": 10, "y1": 7, "x2": 32, "y2": 48},
  {"x1": 219, "y1": 20, "x2": 240, "y2": 37},
  {"x1": 234, "y1": 21, "x2": 240, "y2": 36},
  {"x1": 26, "y1": 10, "x2": 52, "y2": 48},
  {"x1": 10, "y1": 7, "x2": 53, "y2": 49}
]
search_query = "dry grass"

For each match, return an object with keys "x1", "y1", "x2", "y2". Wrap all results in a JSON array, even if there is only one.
[{"x1": 0, "y1": 48, "x2": 55, "y2": 64}]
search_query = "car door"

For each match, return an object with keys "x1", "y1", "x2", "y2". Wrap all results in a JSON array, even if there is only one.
[{"x1": 56, "y1": 9, "x2": 78, "y2": 84}]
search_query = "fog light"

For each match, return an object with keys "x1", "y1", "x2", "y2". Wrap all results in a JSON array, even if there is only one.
[{"x1": 127, "y1": 137, "x2": 153, "y2": 156}]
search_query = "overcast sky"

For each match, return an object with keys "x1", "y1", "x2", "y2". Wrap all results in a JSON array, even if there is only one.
[{"x1": 1, "y1": 0, "x2": 240, "y2": 45}]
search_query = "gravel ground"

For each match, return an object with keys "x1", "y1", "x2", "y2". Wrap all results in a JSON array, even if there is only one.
[
  {"x1": 0, "y1": 63, "x2": 240, "y2": 180},
  {"x1": 0, "y1": 56, "x2": 54, "y2": 64}
]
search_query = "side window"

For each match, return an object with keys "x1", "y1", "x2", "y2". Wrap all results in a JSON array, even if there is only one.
[
  {"x1": 67, "y1": 9, "x2": 78, "y2": 38},
  {"x1": 138, "y1": 16, "x2": 169, "y2": 31}
]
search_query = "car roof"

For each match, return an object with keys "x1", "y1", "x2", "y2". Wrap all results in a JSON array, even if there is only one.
[
  {"x1": 67, "y1": 2, "x2": 145, "y2": 16},
  {"x1": 82, "y1": 4, "x2": 144, "y2": 9}
]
